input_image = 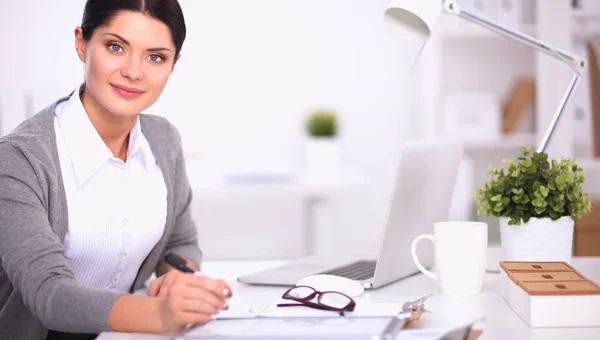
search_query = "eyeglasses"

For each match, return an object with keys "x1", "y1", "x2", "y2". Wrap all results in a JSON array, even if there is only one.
[{"x1": 277, "y1": 285, "x2": 356, "y2": 316}]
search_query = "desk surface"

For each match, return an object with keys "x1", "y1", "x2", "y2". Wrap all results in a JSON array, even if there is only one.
[{"x1": 97, "y1": 254, "x2": 600, "y2": 340}]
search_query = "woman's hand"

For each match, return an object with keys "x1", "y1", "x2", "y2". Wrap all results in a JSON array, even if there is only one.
[
  {"x1": 148, "y1": 270, "x2": 232, "y2": 298},
  {"x1": 156, "y1": 271, "x2": 232, "y2": 332},
  {"x1": 148, "y1": 270, "x2": 177, "y2": 297}
]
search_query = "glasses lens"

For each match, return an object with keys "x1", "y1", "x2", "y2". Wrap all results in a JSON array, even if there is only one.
[
  {"x1": 288, "y1": 286, "x2": 315, "y2": 299},
  {"x1": 319, "y1": 292, "x2": 352, "y2": 309}
]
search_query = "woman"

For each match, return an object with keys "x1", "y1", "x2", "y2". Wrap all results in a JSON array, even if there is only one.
[{"x1": 0, "y1": 0, "x2": 231, "y2": 338}]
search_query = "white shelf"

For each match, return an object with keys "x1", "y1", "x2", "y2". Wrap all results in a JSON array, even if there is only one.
[
  {"x1": 461, "y1": 133, "x2": 536, "y2": 151},
  {"x1": 572, "y1": 27, "x2": 600, "y2": 41},
  {"x1": 572, "y1": 10, "x2": 600, "y2": 21},
  {"x1": 572, "y1": 9, "x2": 600, "y2": 40}
]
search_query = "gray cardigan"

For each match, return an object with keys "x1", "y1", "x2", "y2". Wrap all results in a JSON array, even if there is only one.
[{"x1": 0, "y1": 96, "x2": 203, "y2": 339}]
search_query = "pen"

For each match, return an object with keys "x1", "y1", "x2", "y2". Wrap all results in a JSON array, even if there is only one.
[{"x1": 165, "y1": 253, "x2": 199, "y2": 274}]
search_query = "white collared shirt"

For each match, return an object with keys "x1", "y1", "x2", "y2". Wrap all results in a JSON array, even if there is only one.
[{"x1": 54, "y1": 86, "x2": 167, "y2": 292}]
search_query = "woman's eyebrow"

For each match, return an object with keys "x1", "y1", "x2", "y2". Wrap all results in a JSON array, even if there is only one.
[
  {"x1": 147, "y1": 47, "x2": 172, "y2": 53},
  {"x1": 103, "y1": 33, "x2": 130, "y2": 45},
  {"x1": 103, "y1": 32, "x2": 173, "y2": 53}
]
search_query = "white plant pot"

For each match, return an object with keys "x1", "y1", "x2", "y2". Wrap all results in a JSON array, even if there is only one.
[
  {"x1": 499, "y1": 216, "x2": 574, "y2": 263},
  {"x1": 305, "y1": 137, "x2": 341, "y2": 179}
]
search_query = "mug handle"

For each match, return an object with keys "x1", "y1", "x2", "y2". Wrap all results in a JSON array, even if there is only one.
[{"x1": 411, "y1": 234, "x2": 438, "y2": 280}]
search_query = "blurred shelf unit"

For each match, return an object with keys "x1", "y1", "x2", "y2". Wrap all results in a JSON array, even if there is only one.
[
  {"x1": 414, "y1": 0, "x2": 599, "y2": 157},
  {"x1": 572, "y1": 10, "x2": 600, "y2": 20},
  {"x1": 461, "y1": 133, "x2": 535, "y2": 151},
  {"x1": 410, "y1": 0, "x2": 600, "y2": 224},
  {"x1": 572, "y1": 10, "x2": 600, "y2": 41}
]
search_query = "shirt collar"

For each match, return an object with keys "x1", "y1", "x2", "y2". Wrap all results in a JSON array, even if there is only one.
[
  {"x1": 128, "y1": 117, "x2": 157, "y2": 171},
  {"x1": 56, "y1": 85, "x2": 156, "y2": 187}
]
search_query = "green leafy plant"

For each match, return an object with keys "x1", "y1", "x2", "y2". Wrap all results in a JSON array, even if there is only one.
[
  {"x1": 306, "y1": 109, "x2": 337, "y2": 138},
  {"x1": 475, "y1": 146, "x2": 592, "y2": 226}
]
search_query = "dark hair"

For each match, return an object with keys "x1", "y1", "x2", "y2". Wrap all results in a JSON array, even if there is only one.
[{"x1": 81, "y1": 0, "x2": 186, "y2": 56}]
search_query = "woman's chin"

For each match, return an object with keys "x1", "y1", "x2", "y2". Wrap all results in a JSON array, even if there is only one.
[
  {"x1": 103, "y1": 101, "x2": 146, "y2": 118},
  {"x1": 106, "y1": 107, "x2": 142, "y2": 119}
]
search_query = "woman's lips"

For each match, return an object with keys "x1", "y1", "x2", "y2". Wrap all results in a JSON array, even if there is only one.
[{"x1": 111, "y1": 84, "x2": 144, "y2": 100}]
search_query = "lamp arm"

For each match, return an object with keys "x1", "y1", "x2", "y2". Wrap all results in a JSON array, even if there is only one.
[
  {"x1": 441, "y1": 0, "x2": 586, "y2": 153},
  {"x1": 536, "y1": 73, "x2": 581, "y2": 153},
  {"x1": 443, "y1": 0, "x2": 585, "y2": 73}
]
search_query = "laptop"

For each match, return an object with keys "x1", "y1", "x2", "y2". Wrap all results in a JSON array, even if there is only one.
[{"x1": 237, "y1": 140, "x2": 463, "y2": 289}]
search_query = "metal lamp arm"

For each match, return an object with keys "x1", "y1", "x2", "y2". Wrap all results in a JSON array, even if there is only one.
[{"x1": 441, "y1": 0, "x2": 586, "y2": 153}]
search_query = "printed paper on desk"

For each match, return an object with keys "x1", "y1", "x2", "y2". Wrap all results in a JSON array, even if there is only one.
[
  {"x1": 395, "y1": 329, "x2": 483, "y2": 340},
  {"x1": 179, "y1": 316, "x2": 402, "y2": 339},
  {"x1": 259, "y1": 298, "x2": 412, "y2": 319},
  {"x1": 213, "y1": 296, "x2": 259, "y2": 320}
]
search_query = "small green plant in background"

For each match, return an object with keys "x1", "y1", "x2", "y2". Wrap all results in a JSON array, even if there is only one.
[
  {"x1": 475, "y1": 146, "x2": 592, "y2": 226},
  {"x1": 306, "y1": 109, "x2": 338, "y2": 138}
]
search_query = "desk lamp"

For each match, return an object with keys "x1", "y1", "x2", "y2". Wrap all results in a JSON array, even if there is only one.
[{"x1": 384, "y1": 0, "x2": 586, "y2": 153}]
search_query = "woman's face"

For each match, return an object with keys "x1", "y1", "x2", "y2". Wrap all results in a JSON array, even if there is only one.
[{"x1": 75, "y1": 10, "x2": 178, "y2": 117}]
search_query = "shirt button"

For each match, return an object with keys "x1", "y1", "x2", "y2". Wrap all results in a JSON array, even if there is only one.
[
  {"x1": 110, "y1": 277, "x2": 118, "y2": 285},
  {"x1": 122, "y1": 217, "x2": 129, "y2": 226},
  {"x1": 120, "y1": 252, "x2": 128, "y2": 259}
]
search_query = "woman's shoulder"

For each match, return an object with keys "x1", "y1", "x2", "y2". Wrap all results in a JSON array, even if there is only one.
[
  {"x1": 139, "y1": 113, "x2": 183, "y2": 146},
  {"x1": 0, "y1": 100, "x2": 60, "y2": 165},
  {"x1": 0, "y1": 105, "x2": 60, "y2": 199}
]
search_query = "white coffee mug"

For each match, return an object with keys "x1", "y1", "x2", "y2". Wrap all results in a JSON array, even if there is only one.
[{"x1": 411, "y1": 221, "x2": 488, "y2": 296}]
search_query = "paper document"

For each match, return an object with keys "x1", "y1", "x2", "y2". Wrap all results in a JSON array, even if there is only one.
[
  {"x1": 213, "y1": 295, "x2": 258, "y2": 320},
  {"x1": 394, "y1": 329, "x2": 448, "y2": 340},
  {"x1": 178, "y1": 316, "x2": 403, "y2": 339},
  {"x1": 395, "y1": 329, "x2": 483, "y2": 340},
  {"x1": 214, "y1": 296, "x2": 411, "y2": 320},
  {"x1": 259, "y1": 298, "x2": 412, "y2": 319}
]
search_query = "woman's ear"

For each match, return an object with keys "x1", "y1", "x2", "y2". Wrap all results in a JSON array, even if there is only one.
[
  {"x1": 74, "y1": 27, "x2": 86, "y2": 62},
  {"x1": 172, "y1": 54, "x2": 181, "y2": 71}
]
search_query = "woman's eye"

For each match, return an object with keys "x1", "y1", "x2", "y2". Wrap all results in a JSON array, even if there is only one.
[
  {"x1": 148, "y1": 54, "x2": 164, "y2": 63},
  {"x1": 108, "y1": 44, "x2": 123, "y2": 53}
]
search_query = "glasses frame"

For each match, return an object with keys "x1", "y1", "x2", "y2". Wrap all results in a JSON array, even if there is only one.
[{"x1": 277, "y1": 285, "x2": 356, "y2": 316}]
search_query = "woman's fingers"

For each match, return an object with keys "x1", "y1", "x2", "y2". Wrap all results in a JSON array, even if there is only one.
[
  {"x1": 147, "y1": 275, "x2": 166, "y2": 297},
  {"x1": 152, "y1": 272, "x2": 230, "y2": 309},
  {"x1": 147, "y1": 271, "x2": 178, "y2": 297},
  {"x1": 179, "y1": 285, "x2": 227, "y2": 311},
  {"x1": 157, "y1": 271, "x2": 178, "y2": 297},
  {"x1": 172, "y1": 309, "x2": 213, "y2": 326},
  {"x1": 171, "y1": 273, "x2": 230, "y2": 312},
  {"x1": 186, "y1": 277, "x2": 231, "y2": 300},
  {"x1": 175, "y1": 296, "x2": 221, "y2": 315},
  {"x1": 160, "y1": 297, "x2": 213, "y2": 330}
]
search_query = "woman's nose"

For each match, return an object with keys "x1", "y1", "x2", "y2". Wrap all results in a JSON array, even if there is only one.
[{"x1": 120, "y1": 58, "x2": 143, "y2": 81}]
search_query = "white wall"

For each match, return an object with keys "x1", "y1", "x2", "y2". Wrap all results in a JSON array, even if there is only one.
[
  {"x1": 0, "y1": 0, "x2": 416, "y2": 256},
  {"x1": 0, "y1": 0, "x2": 87, "y2": 127}
]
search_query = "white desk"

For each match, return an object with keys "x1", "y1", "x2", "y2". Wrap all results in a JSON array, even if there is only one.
[{"x1": 98, "y1": 255, "x2": 600, "y2": 340}]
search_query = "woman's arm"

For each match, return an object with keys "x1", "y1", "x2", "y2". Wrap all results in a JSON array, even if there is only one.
[
  {"x1": 0, "y1": 143, "x2": 122, "y2": 333},
  {"x1": 109, "y1": 295, "x2": 166, "y2": 333},
  {"x1": 154, "y1": 129, "x2": 203, "y2": 276},
  {"x1": 0, "y1": 143, "x2": 228, "y2": 334}
]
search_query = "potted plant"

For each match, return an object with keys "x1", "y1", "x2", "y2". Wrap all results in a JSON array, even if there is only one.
[
  {"x1": 304, "y1": 109, "x2": 341, "y2": 179},
  {"x1": 475, "y1": 146, "x2": 592, "y2": 262}
]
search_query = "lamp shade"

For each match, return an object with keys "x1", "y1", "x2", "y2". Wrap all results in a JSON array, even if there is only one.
[{"x1": 384, "y1": 0, "x2": 442, "y2": 41}]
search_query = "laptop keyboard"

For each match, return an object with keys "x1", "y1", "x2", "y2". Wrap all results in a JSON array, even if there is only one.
[{"x1": 318, "y1": 260, "x2": 377, "y2": 281}]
